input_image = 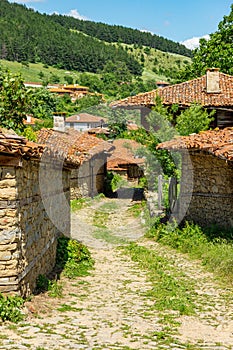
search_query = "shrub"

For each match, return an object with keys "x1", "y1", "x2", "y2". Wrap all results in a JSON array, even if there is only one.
[
  {"x1": 0, "y1": 293, "x2": 24, "y2": 322},
  {"x1": 56, "y1": 236, "x2": 94, "y2": 279}
]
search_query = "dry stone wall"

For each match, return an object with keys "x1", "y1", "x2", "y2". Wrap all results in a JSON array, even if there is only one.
[
  {"x1": 71, "y1": 155, "x2": 106, "y2": 199},
  {"x1": 178, "y1": 151, "x2": 233, "y2": 228},
  {"x1": 0, "y1": 159, "x2": 71, "y2": 296}
]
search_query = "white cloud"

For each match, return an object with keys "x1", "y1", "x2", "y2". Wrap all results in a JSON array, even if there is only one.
[
  {"x1": 140, "y1": 29, "x2": 154, "y2": 35},
  {"x1": 64, "y1": 9, "x2": 89, "y2": 21},
  {"x1": 181, "y1": 34, "x2": 210, "y2": 50}
]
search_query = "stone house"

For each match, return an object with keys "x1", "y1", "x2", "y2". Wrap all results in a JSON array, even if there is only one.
[
  {"x1": 0, "y1": 128, "x2": 80, "y2": 296},
  {"x1": 157, "y1": 127, "x2": 233, "y2": 228},
  {"x1": 107, "y1": 139, "x2": 145, "y2": 183},
  {"x1": 110, "y1": 68, "x2": 233, "y2": 129},
  {"x1": 37, "y1": 128, "x2": 113, "y2": 199}
]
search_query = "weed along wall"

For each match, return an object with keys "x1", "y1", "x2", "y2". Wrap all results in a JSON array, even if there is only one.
[
  {"x1": 180, "y1": 151, "x2": 233, "y2": 228},
  {"x1": 0, "y1": 129, "x2": 76, "y2": 296}
]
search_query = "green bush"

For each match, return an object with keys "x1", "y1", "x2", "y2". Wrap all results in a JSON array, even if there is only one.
[
  {"x1": 0, "y1": 293, "x2": 24, "y2": 323},
  {"x1": 56, "y1": 236, "x2": 94, "y2": 279},
  {"x1": 36, "y1": 275, "x2": 63, "y2": 297}
]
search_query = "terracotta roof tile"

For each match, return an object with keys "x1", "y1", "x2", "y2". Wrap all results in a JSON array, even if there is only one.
[
  {"x1": 0, "y1": 129, "x2": 82, "y2": 167},
  {"x1": 107, "y1": 139, "x2": 145, "y2": 170},
  {"x1": 0, "y1": 128, "x2": 44, "y2": 159},
  {"x1": 23, "y1": 116, "x2": 41, "y2": 125},
  {"x1": 110, "y1": 71, "x2": 233, "y2": 108},
  {"x1": 65, "y1": 113, "x2": 106, "y2": 123},
  {"x1": 157, "y1": 127, "x2": 233, "y2": 161},
  {"x1": 37, "y1": 128, "x2": 113, "y2": 164}
]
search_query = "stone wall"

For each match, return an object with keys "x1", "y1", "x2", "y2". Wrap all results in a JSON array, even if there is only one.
[
  {"x1": 70, "y1": 155, "x2": 107, "y2": 199},
  {"x1": 178, "y1": 151, "x2": 233, "y2": 228},
  {"x1": 0, "y1": 158, "x2": 71, "y2": 296}
]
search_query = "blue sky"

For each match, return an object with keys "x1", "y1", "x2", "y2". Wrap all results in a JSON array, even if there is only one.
[{"x1": 8, "y1": 0, "x2": 233, "y2": 47}]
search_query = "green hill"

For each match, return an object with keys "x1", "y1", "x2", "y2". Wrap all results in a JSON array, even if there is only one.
[
  {"x1": 0, "y1": 0, "x2": 142, "y2": 75},
  {"x1": 0, "y1": 47, "x2": 191, "y2": 87},
  {"x1": 51, "y1": 13, "x2": 191, "y2": 58},
  {"x1": 0, "y1": 0, "x2": 191, "y2": 80}
]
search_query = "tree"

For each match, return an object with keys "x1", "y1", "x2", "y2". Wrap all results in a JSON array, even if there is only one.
[
  {"x1": 107, "y1": 109, "x2": 128, "y2": 138},
  {"x1": 175, "y1": 104, "x2": 215, "y2": 136},
  {"x1": 28, "y1": 87, "x2": 58, "y2": 119},
  {"x1": 102, "y1": 61, "x2": 132, "y2": 84},
  {"x1": 0, "y1": 67, "x2": 31, "y2": 132}
]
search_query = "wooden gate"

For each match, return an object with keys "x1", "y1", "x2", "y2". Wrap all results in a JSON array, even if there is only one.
[{"x1": 158, "y1": 175, "x2": 178, "y2": 212}]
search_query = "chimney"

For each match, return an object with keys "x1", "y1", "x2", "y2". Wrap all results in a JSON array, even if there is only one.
[
  {"x1": 206, "y1": 68, "x2": 220, "y2": 93},
  {"x1": 26, "y1": 115, "x2": 31, "y2": 123},
  {"x1": 53, "y1": 114, "x2": 65, "y2": 132}
]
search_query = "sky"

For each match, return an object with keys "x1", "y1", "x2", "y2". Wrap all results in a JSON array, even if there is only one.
[{"x1": 8, "y1": 0, "x2": 233, "y2": 49}]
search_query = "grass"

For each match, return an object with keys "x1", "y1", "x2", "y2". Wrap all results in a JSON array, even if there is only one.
[
  {"x1": 146, "y1": 220, "x2": 233, "y2": 285},
  {"x1": 127, "y1": 201, "x2": 146, "y2": 218},
  {"x1": 0, "y1": 59, "x2": 81, "y2": 83},
  {"x1": 121, "y1": 43, "x2": 192, "y2": 84},
  {"x1": 93, "y1": 228, "x2": 128, "y2": 245},
  {"x1": 124, "y1": 242, "x2": 196, "y2": 316},
  {"x1": 56, "y1": 303, "x2": 80, "y2": 312},
  {"x1": 70, "y1": 197, "x2": 91, "y2": 212},
  {"x1": 92, "y1": 201, "x2": 128, "y2": 244}
]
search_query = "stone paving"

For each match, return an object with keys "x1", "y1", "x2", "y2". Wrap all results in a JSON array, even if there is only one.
[{"x1": 0, "y1": 196, "x2": 233, "y2": 350}]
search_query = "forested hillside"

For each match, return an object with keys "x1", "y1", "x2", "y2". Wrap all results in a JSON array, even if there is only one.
[
  {"x1": 51, "y1": 14, "x2": 191, "y2": 58},
  {"x1": 0, "y1": 0, "x2": 191, "y2": 77},
  {"x1": 0, "y1": 0, "x2": 142, "y2": 75}
]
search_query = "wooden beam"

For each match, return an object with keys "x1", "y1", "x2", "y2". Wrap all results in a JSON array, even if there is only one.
[{"x1": 0, "y1": 155, "x2": 22, "y2": 167}]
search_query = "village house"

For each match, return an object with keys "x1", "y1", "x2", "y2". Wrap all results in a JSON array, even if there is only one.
[
  {"x1": 0, "y1": 128, "x2": 80, "y2": 296},
  {"x1": 110, "y1": 68, "x2": 233, "y2": 129},
  {"x1": 65, "y1": 113, "x2": 107, "y2": 132},
  {"x1": 23, "y1": 115, "x2": 42, "y2": 128},
  {"x1": 37, "y1": 128, "x2": 113, "y2": 199},
  {"x1": 107, "y1": 139, "x2": 145, "y2": 183},
  {"x1": 48, "y1": 84, "x2": 94, "y2": 102},
  {"x1": 157, "y1": 127, "x2": 233, "y2": 228}
]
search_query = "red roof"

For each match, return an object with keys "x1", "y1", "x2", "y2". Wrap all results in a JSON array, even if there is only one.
[
  {"x1": 65, "y1": 113, "x2": 106, "y2": 123},
  {"x1": 110, "y1": 71, "x2": 233, "y2": 109},
  {"x1": 37, "y1": 128, "x2": 113, "y2": 164},
  {"x1": 107, "y1": 139, "x2": 145, "y2": 170},
  {"x1": 0, "y1": 128, "x2": 44, "y2": 159},
  {"x1": 23, "y1": 116, "x2": 41, "y2": 126},
  {"x1": 157, "y1": 127, "x2": 233, "y2": 162}
]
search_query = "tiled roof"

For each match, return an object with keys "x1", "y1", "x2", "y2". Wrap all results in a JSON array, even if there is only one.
[
  {"x1": 107, "y1": 139, "x2": 145, "y2": 170},
  {"x1": 37, "y1": 128, "x2": 113, "y2": 164},
  {"x1": 110, "y1": 71, "x2": 233, "y2": 108},
  {"x1": 23, "y1": 116, "x2": 41, "y2": 126},
  {"x1": 64, "y1": 85, "x2": 89, "y2": 90},
  {"x1": 65, "y1": 113, "x2": 106, "y2": 124},
  {"x1": 0, "y1": 128, "x2": 44, "y2": 159},
  {"x1": 86, "y1": 127, "x2": 110, "y2": 135},
  {"x1": 0, "y1": 128, "x2": 83, "y2": 167},
  {"x1": 49, "y1": 88, "x2": 73, "y2": 93},
  {"x1": 157, "y1": 127, "x2": 233, "y2": 162}
]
